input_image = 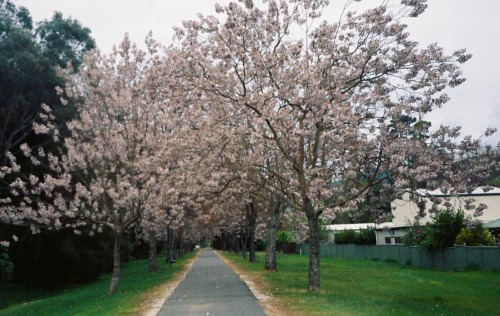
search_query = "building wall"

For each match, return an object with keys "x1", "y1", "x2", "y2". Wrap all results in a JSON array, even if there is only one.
[
  {"x1": 391, "y1": 192, "x2": 500, "y2": 226},
  {"x1": 375, "y1": 228, "x2": 407, "y2": 245}
]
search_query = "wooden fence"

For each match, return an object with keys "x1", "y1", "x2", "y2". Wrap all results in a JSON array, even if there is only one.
[{"x1": 296, "y1": 243, "x2": 500, "y2": 271}]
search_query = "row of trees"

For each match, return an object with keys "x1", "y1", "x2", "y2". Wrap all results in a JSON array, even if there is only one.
[{"x1": 1, "y1": 0, "x2": 498, "y2": 294}]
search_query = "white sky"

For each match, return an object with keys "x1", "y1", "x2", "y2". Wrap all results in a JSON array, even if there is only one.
[{"x1": 13, "y1": 0, "x2": 500, "y2": 145}]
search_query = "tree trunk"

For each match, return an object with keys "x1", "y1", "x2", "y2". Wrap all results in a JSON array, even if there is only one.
[
  {"x1": 148, "y1": 230, "x2": 159, "y2": 272},
  {"x1": 241, "y1": 233, "x2": 247, "y2": 260},
  {"x1": 221, "y1": 230, "x2": 228, "y2": 251},
  {"x1": 107, "y1": 232, "x2": 122, "y2": 295},
  {"x1": 177, "y1": 230, "x2": 183, "y2": 257},
  {"x1": 305, "y1": 197, "x2": 321, "y2": 291},
  {"x1": 232, "y1": 232, "x2": 240, "y2": 255},
  {"x1": 248, "y1": 231, "x2": 256, "y2": 262},
  {"x1": 174, "y1": 238, "x2": 179, "y2": 260},
  {"x1": 248, "y1": 202, "x2": 257, "y2": 263},
  {"x1": 167, "y1": 226, "x2": 175, "y2": 266},
  {"x1": 265, "y1": 198, "x2": 282, "y2": 271}
]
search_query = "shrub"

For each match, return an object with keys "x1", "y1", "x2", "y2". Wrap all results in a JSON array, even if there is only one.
[
  {"x1": 402, "y1": 221, "x2": 427, "y2": 246},
  {"x1": 334, "y1": 229, "x2": 376, "y2": 245},
  {"x1": 276, "y1": 230, "x2": 293, "y2": 244},
  {"x1": 5, "y1": 225, "x2": 133, "y2": 288},
  {"x1": 276, "y1": 230, "x2": 295, "y2": 253},
  {"x1": 421, "y1": 210, "x2": 464, "y2": 250},
  {"x1": 0, "y1": 242, "x2": 14, "y2": 284},
  {"x1": 455, "y1": 224, "x2": 495, "y2": 246},
  {"x1": 334, "y1": 230, "x2": 356, "y2": 244},
  {"x1": 354, "y1": 228, "x2": 376, "y2": 245},
  {"x1": 255, "y1": 239, "x2": 267, "y2": 251}
]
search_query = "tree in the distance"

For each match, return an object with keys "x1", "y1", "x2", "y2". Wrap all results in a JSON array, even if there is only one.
[
  {"x1": 0, "y1": 2, "x2": 95, "y2": 163},
  {"x1": 36, "y1": 12, "x2": 95, "y2": 72}
]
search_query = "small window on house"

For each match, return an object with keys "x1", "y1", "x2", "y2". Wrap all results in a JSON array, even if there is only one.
[{"x1": 385, "y1": 237, "x2": 402, "y2": 244}]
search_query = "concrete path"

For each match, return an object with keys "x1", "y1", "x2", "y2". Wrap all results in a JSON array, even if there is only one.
[{"x1": 156, "y1": 248, "x2": 267, "y2": 316}]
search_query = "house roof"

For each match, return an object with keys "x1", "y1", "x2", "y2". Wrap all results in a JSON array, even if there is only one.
[
  {"x1": 325, "y1": 222, "x2": 395, "y2": 231},
  {"x1": 415, "y1": 186, "x2": 500, "y2": 197},
  {"x1": 325, "y1": 223, "x2": 375, "y2": 231},
  {"x1": 484, "y1": 218, "x2": 500, "y2": 229}
]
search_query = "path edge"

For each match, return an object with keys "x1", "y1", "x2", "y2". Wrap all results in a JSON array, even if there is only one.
[
  {"x1": 216, "y1": 251, "x2": 286, "y2": 316},
  {"x1": 142, "y1": 250, "x2": 200, "y2": 316}
]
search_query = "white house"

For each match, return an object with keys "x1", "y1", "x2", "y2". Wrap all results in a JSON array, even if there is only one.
[
  {"x1": 375, "y1": 187, "x2": 500, "y2": 245},
  {"x1": 374, "y1": 223, "x2": 409, "y2": 245}
]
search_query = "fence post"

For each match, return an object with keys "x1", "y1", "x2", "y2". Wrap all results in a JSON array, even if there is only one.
[
  {"x1": 463, "y1": 245, "x2": 467, "y2": 270},
  {"x1": 481, "y1": 246, "x2": 485, "y2": 269},
  {"x1": 443, "y1": 248, "x2": 446, "y2": 270}
]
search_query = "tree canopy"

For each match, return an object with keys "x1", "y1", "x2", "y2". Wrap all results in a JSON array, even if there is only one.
[
  {"x1": 166, "y1": 0, "x2": 497, "y2": 290},
  {"x1": 0, "y1": 1, "x2": 95, "y2": 163}
]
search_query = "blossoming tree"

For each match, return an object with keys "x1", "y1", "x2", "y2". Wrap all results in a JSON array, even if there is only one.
[
  {"x1": 169, "y1": 0, "x2": 497, "y2": 290},
  {"x1": 1, "y1": 0, "x2": 497, "y2": 294},
  {"x1": 0, "y1": 35, "x2": 188, "y2": 294}
]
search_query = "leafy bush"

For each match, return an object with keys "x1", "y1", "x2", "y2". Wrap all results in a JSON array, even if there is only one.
[
  {"x1": 4, "y1": 225, "x2": 133, "y2": 288},
  {"x1": 354, "y1": 228, "x2": 376, "y2": 245},
  {"x1": 491, "y1": 230, "x2": 500, "y2": 244},
  {"x1": 255, "y1": 239, "x2": 267, "y2": 251},
  {"x1": 420, "y1": 210, "x2": 465, "y2": 250},
  {"x1": 402, "y1": 221, "x2": 427, "y2": 246},
  {"x1": 455, "y1": 224, "x2": 495, "y2": 246},
  {"x1": 0, "y1": 242, "x2": 14, "y2": 284},
  {"x1": 276, "y1": 230, "x2": 293, "y2": 244},
  {"x1": 277, "y1": 230, "x2": 296, "y2": 253},
  {"x1": 334, "y1": 230, "x2": 356, "y2": 244},
  {"x1": 334, "y1": 229, "x2": 376, "y2": 245}
]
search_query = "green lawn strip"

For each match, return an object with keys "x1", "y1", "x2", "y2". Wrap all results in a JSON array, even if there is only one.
[
  {"x1": 222, "y1": 251, "x2": 500, "y2": 316},
  {"x1": 0, "y1": 251, "x2": 197, "y2": 316}
]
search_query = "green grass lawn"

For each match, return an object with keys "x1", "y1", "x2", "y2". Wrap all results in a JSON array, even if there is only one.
[
  {"x1": 0, "y1": 251, "x2": 197, "y2": 316},
  {"x1": 222, "y1": 251, "x2": 500, "y2": 316}
]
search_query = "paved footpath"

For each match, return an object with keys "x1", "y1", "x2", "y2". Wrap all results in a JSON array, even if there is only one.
[{"x1": 156, "y1": 248, "x2": 267, "y2": 316}]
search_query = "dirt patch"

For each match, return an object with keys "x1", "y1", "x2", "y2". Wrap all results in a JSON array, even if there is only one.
[
  {"x1": 139, "y1": 253, "x2": 199, "y2": 316},
  {"x1": 216, "y1": 251, "x2": 291, "y2": 316}
]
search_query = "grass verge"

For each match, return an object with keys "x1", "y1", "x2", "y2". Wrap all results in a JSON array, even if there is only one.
[
  {"x1": 0, "y1": 251, "x2": 197, "y2": 316},
  {"x1": 221, "y1": 251, "x2": 500, "y2": 316}
]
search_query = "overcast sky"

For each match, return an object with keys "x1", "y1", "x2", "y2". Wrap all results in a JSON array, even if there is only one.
[{"x1": 14, "y1": 0, "x2": 500, "y2": 145}]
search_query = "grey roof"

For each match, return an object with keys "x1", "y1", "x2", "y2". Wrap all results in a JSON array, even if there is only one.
[{"x1": 484, "y1": 218, "x2": 500, "y2": 229}]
